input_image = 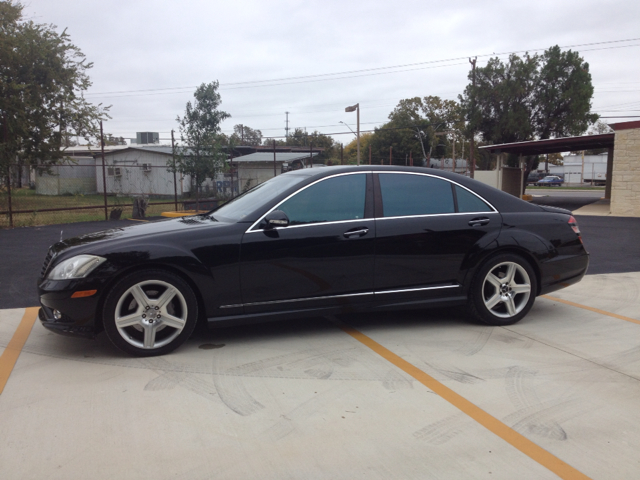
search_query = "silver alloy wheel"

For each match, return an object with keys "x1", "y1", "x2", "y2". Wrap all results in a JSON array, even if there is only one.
[
  {"x1": 481, "y1": 261, "x2": 532, "y2": 318},
  {"x1": 114, "y1": 279, "x2": 188, "y2": 350}
]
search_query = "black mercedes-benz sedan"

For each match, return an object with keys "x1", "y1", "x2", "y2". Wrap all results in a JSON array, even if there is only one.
[{"x1": 37, "y1": 166, "x2": 589, "y2": 356}]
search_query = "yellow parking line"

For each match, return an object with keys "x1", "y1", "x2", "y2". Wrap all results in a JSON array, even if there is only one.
[
  {"x1": 542, "y1": 295, "x2": 640, "y2": 325},
  {"x1": 0, "y1": 307, "x2": 39, "y2": 395},
  {"x1": 333, "y1": 319, "x2": 591, "y2": 480}
]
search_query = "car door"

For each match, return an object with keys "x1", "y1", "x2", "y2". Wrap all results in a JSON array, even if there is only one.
[
  {"x1": 373, "y1": 172, "x2": 502, "y2": 304},
  {"x1": 239, "y1": 172, "x2": 375, "y2": 314}
]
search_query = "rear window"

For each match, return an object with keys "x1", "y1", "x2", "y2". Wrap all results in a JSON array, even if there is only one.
[
  {"x1": 379, "y1": 173, "x2": 455, "y2": 217},
  {"x1": 455, "y1": 185, "x2": 492, "y2": 213}
]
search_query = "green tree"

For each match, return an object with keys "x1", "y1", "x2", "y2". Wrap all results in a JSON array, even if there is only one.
[
  {"x1": 0, "y1": 1, "x2": 110, "y2": 187},
  {"x1": 343, "y1": 133, "x2": 373, "y2": 164},
  {"x1": 366, "y1": 96, "x2": 463, "y2": 165},
  {"x1": 264, "y1": 128, "x2": 336, "y2": 162},
  {"x1": 230, "y1": 124, "x2": 262, "y2": 146},
  {"x1": 460, "y1": 46, "x2": 598, "y2": 191},
  {"x1": 170, "y1": 81, "x2": 230, "y2": 209}
]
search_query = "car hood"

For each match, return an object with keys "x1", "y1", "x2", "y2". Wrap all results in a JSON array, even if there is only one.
[{"x1": 49, "y1": 215, "x2": 229, "y2": 255}]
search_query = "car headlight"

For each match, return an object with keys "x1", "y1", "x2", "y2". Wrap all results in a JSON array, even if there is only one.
[{"x1": 48, "y1": 255, "x2": 107, "y2": 280}]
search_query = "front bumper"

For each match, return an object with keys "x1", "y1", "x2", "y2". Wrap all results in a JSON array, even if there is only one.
[
  {"x1": 39, "y1": 305, "x2": 97, "y2": 338},
  {"x1": 38, "y1": 278, "x2": 103, "y2": 338}
]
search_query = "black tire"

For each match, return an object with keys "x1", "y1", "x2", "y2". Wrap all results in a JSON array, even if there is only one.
[
  {"x1": 103, "y1": 269, "x2": 198, "y2": 356},
  {"x1": 468, "y1": 253, "x2": 537, "y2": 326}
]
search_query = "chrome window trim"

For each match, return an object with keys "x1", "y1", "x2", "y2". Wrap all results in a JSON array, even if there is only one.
[
  {"x1": 220, "y1": 291, "x2": 373, "y2": 309},
  {"x1": 246, "y1": 217, "x2": 373, "y2": 233},
  {"x1": 219, "y1": 284, "x2": 459, "y2": 309},
  {"x1": 375, "y1": 284, "x2": 459, "y2": 295},
  {"x1": 376, "y1": 211, "x2": 501, "y2": 222},
  {"x1": 246, "y1": 171, "x2": 371, "y2": 233},
  {"x1": 377, "y1": 171, "x2": 498, "y2": 214}
]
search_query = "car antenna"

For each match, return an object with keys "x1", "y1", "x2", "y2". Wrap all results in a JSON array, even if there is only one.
[{"x1": 60, "y1": 230, "x2": 63, "y2": 242}]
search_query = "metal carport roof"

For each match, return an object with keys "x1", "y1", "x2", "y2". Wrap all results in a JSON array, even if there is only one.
[{"x1": 479, "y1": 133, "x2": 614, "y2": 156}]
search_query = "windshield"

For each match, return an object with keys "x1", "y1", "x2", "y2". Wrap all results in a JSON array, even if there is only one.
[{"x1": 212, "y1": 173, "x2": 308, "y2": 222}]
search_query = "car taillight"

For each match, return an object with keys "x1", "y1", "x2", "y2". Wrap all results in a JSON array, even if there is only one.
[{"x1": 568, "y1": 215, "x2": 582, "y2": 242}]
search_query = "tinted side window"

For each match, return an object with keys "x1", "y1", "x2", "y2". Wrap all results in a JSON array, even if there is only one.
[
  {"x1": 455, "y1": 185, "x2": 492, "y2": 213},
  {"x1": 379, "y1": 173, "x2": 454, "y2": 217},
  {"x1": 278, "y1": 174, "x2": 366, "y2": 225}
]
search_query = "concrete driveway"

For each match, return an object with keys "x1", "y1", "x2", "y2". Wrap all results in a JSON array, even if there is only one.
[
  {"x1": 1, "y1": 272, "x2": 640, "y2": 479},
  {"x1": 1, "y1": 211, "x2": 640, "y2": 479}
]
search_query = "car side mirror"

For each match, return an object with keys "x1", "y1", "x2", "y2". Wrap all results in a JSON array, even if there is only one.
[{"x1": 263, "y1": 210, "x2": 289, "y2": 229}]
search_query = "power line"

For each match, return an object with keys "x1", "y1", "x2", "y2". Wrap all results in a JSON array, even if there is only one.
[{"x1": 83, "y1": 38, "x2": 640, "y2": 99}]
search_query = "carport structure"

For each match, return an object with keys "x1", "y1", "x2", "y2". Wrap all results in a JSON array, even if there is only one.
[{"x1": 480, "y1": 120, "x2": 640, "y2": 217}]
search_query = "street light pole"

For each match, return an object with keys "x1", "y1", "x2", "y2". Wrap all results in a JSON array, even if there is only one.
[{"x1": 345, "y1": 103, "x2": 360, "y2": 165}]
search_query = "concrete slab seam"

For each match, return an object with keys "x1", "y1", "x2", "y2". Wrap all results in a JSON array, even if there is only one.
[
  {"x1": 0, "y1": 307, "x2": 39, "y2": 395},
  {"x1": 542, "y1": 295, "x2": 640, "y2": 325},
  {"x1": 328, "y1": 316, "x2": 592, "y2": 480}
]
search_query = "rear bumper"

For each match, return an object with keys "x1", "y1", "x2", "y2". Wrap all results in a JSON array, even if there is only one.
[{"x1": 538, "y1": 252, "x2": 589, "y2": 296}]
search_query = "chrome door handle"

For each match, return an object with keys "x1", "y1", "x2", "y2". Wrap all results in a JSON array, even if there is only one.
[
  {"x1": 468, "y1": 217, "x2": 490, "y2": 227},
  {"x1": 343, "y1": 227, "x2": 369, "y2": 238}
]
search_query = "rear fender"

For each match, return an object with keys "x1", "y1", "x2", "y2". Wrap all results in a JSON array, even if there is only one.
[{"x1": 460, "y1": 228, "x2": 552, "y2": 295}]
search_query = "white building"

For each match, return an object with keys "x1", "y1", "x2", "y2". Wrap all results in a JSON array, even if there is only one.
[
  {"x1": 232, "y1": 152, "x2": 319, "y2": 192},
  {"x1": 95, "y1": 146, "x2": 188, "y2": 196},
  {"x1": 547, "y1": 153, "x2": 608, "y2": 184}
]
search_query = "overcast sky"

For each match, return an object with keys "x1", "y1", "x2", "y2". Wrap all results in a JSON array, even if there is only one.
[{"x1": 23, "y1": 0, "x2": 640, "y2": 145}]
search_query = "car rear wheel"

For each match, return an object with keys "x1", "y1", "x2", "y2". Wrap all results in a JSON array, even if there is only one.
[
  {"x1": 103, "y1": 269, "x2": 198, "y2": 356},
  {"x1": 468, "y1": 254, "x2": 536, "y2": 326}
]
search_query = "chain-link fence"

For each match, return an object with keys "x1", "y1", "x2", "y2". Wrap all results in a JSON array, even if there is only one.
[{"x1": 1, "y1": 161, "x2": 239, "y2": 229}]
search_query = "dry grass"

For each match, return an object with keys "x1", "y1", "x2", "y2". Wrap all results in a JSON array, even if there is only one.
[{"x1": 1, "y1": 188, "x2": 182, "y2": 228}]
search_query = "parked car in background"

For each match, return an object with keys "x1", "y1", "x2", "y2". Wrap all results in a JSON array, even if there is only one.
[
  {"x1": 526, "y1": 172, "x2": 546, "y2": 185},
  {"x1": 535, "y1": 175, "x2": 564, "y2": 186},
  {"x1": 37, "y1": 166, "x2": 589, "y2": 356}
]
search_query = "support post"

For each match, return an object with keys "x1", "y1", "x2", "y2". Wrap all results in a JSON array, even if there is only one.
[
  {"x1": 605, "y1": 147, "x2": 614, "y2": 200},
  {"x1": 356, "y1": 105, "x2": 360, "y2": 166},
  {"x1": 100, "y1": 120, "x2": 108, "y2": 221},
  {"x1": 171, "y1": 129, "x2": 178, "y2": 210},
  {"x1": 273, "y1": 140, "x2": 277, "y2": 177},
  {"x1": 6, "y1": 163, "x2": 13, "y2": 228}
]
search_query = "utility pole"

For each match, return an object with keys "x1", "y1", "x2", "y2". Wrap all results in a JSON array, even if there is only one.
[
  {"x1": 389, "y1": 146, "x2": 392, "y2": 165},
  {"x1": 171, "y1": 129, "x2": 178, "y2": 210},
  {"x1": 340, "y1": 143, "x2": 344, "y2": 165},
  {"x1": 469, "y1": 57, "x2": 477, "y2": 179},
  {"x1": 285, "y1": 112, "x2": 290, "y2": 139},
  {"x1": 345, "y1": 104, "x2": 360, "y2": 165},
  {"x1": 240, "y1": 124, "x2": 244, "y2": 144}
]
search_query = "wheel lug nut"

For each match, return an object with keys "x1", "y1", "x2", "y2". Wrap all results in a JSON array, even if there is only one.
[
  {"x1": 142, "y1": 314, "x2": 146, "y2": 318},
  {"x1": 155, "y1": 306, "x2": 159, "y2": 310}
]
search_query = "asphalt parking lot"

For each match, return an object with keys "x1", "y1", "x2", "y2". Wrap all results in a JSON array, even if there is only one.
[{"x1": 1, "y1": 207, "x2": 639, "y2": 479}]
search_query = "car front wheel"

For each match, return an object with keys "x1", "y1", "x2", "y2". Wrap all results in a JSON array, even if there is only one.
[
  {"x1": 103, "y1": 269, "x2": 198, "y2": 356},
  {"x1": 468, "y1": 254, "x2": 536, "y2": 326}
]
